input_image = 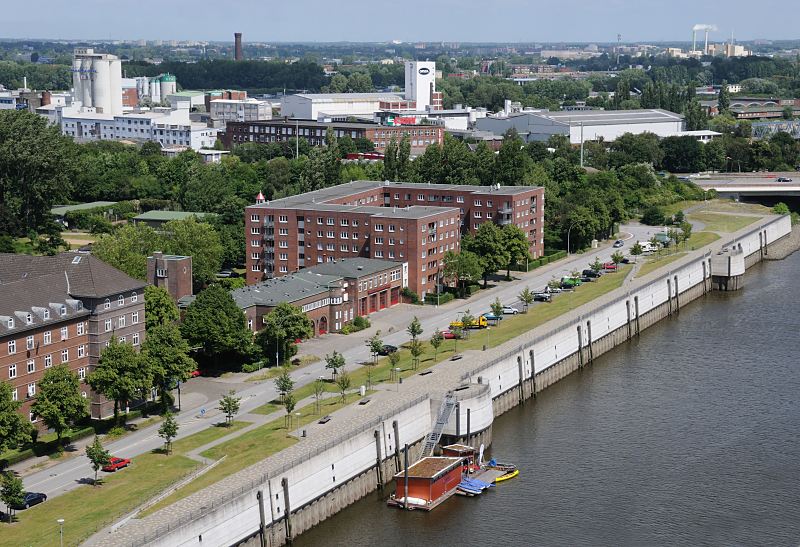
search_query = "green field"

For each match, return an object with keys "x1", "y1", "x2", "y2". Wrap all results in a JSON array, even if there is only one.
[
  {"x1": 636, "y1": 253, "x2": 687, "y2": 278},
  {"x1": 0, "y1": 422, "x2": 249, "y2": 546},
  {"x1": 688, "y1": 212, "x2": 761, "y2": 233}
]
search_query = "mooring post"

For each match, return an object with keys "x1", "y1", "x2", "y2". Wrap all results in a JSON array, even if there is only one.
[
  {"x1": 257, "y1": 490, "x2": 267, "y2": 547},
  {"x1": 466, "y1": 408, "x2": 471, "y2": 441},
  {"x1": 517, "y1": 356, "x2": 524, "y2": 403},
  {"x1": 626, "y1": 300, "x2": 632, "y2": 339},
  {"x1": 403, "y1": 444, "x2": 410, "y2": 511},
  {"x1": 374, "y1": 430, "x2": 384, "y2": 491},
  {"x1": 281, "y1": 477, "x2": 292, "y2": 544},
  {"x1": 577, "y1": 325, "x2": 584, "y2": 368},
  {"x1": 673, "y1": 275, "x2": 680, "y2": 311},
  {"x1": 634, "y1": 296, "x2": 641, "y2": 336},
  {"x1": 455, "y1": 401, "x2": 461, "y2": 439},
  {"x1": 529, "y1": 349, "x2": 536, "y2": 398},
  {"x1": 667, "y1": 278, "x2": 673, "y2": 316},
  {"x1": 586, "y1": 320, "x2": 593, "y2": 363},
  {"x1": 392, "y1": 420, "x2": 401, "y2": 472}
]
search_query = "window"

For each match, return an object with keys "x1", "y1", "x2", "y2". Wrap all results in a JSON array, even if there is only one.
[
  {"x1": 340, "y1": 232, "x2": 348, "y2": 239},
  {"x1": 26, "y1": 335, "x2": 34, "y2": 350},
  {"x1": 61, "y1": 326, "x2": 68, "y2": 341},
  {"x1": 44, "y1": 354, "x2": 52, "y2": 368},
  {"x1": 131, "y1": 291, "x2": 138, "y2": 303},
  {"x1": 326, "y1": 217, "x2": 334, "y2": 225},
  {"x1": 340, "y1": 219, "x2": 349, "y2": 226},
  {"x1": 375, "y1": 224, "x2": 384, "y2": 232},
  {"x1": 352, "y1": 244, "x2": 359, "y2": 252},
  {"x1": 251, "y1": 227, "x2": 261, "y2": 235},
  {"x1": 279, "y1": 265, "x2": 288, "y2": 273},
  {"x1": 487, "y1": 200, "x2": 493, "y2": 208},
  {"x1": 61, "y1": 349, "x2": 68, "y2": 363},
  {"x1": 474, "y1": 200, "x2": 482, "y2": 206},
  {"x1": 474, "y1": 211, "x2": 482, "y2": 218},
  {"x1": 317, "y1": 217, "x2": 323, "y2": 225},
  {"x1": 375, "y1": 250, "x2": 384, "y2": 258},
  {"x1": 251, "y1": 239, "x2": 260, "y2": 247},
  {"x1": 132, "y1": 311, "x2": 139, "y2": 325},
  {"x1": 251, "y1": 214, "x2": 260, "y2": 222},
  {"x1": 279, "y1": 228, "x2": 289, "y2": 236},
  {"x1": 27, "y1": 383, "x2": 35, "y2": 398},
  {"x1": 417, "y1": 194, "x2": 424, "y2": 201},
  {"x1": 156, "y1": 268, "x2": 167, "y2": 277},
  {"x1": 8, "y1": 340, "x2": 15, "y2": 355},
  {"x1": 104, "y1": 319, "x2": 113, "y2": 332},
  {"x1": 279, "y1": 253, "x2": 288, "y2": 261},
  {"x1": 78, "y1": 367, "x2": 86, "y2": 380},
  {"x1": 43, "y1": 309, "x2": 50, "y2": 320},
  {"x1": 25, "y1": 313, "x2": 33, "y2": 325},
  {"x1": 375, "y1": 237, "x2": 384, "y2": 245},
  {"x1": 327, "y1": 231, "x2": 335, "y2": 238},
  {"x1": 457, "y1": 196, "x2": 464, "y2": 203},
  {"x1": 278, "y1": 215, "x2": 288, "y2": 223},
  {"x1": 119, "y1": 336, "x2": 126, "y2": 343},
  {"x1": 119, "y1": 315, "x2": 127, "y2": 328},
  {"x1": 326, "y1": 243, "x2": 335, "y2": 251},
  {"x1": 104, "y1": 298, "x2": 111, "y2": 310},
  {"x1": 6, "y1": 318, "x2": 12, "y2": 329},
  {"x1": 8, "y1": 363, "x2": 16, "y2": 379},
  {"x1": 27, "y1": 360, "x2": 35, "y2": 374},
  {"x1": 341, "y1": 244, "x2": 348, "y2": 252},
  {"x1": 11, "y1": 388, "x2": 17, "y2": 401},
  {"x1": 133, "y1": 332, "x2": 140, "y2": 346},
  {"x1": 389, "y1": 224, "x2": 395, "y2": 232},
  {"x1": 118, "y1": 295, "x2": 124, "y2": 307}
]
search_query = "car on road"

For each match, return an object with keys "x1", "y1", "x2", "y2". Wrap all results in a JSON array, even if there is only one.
[
  {"x1": 103, "y1": 456, "x2": 132, "y2": 472},
  {"x1": 613, "y1": 239, "x2": 625, "y2": 248},
  {"x1": 189, "y1": 369, "x2": 202, "y2": 378},
  {"x1": 603, "y1": 262, "x2": 618, "y2": 271},
  {"x1": 533, "y1": 292, "x2": 552, "y2": 302},
  {"x1": 501, "y1": 306, "x2": 519, "y2": 315},
  {"x1": 441, "y1": 330, "x2": 458, "y2": 339},
  {"x1": 377, "y1": 344, "x2": 398, "y2": 356},
  {"x1": 776, "y1": 177, "x2": 793, "y2": 182},
  {"x1": 582, "y1": 269, "x2": 602, "y2": 278},
  {"x1": 12, "y1": 492, "x2": 47, "y2": 510}
]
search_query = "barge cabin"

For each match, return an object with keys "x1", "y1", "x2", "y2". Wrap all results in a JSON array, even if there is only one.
[{"x1": 389, "y1": 456, "x2": 463, "y2": 511}]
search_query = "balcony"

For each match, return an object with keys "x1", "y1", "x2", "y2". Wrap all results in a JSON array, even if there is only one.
[{"x1": 499, "y1": 206, "x2": 513, "y2": 215}]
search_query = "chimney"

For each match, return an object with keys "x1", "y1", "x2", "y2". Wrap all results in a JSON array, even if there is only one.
[{"x1": 234, "y1": 32, "x2": 243, "y2": 61}]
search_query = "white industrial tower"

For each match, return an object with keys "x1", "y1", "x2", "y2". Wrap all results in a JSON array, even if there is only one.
[
  {"x1": 404, "y1": 61, "x2": 436, "y2": 111},
  {"x1": 71, "y1": 48, "x2": 123, "y2": 116}
]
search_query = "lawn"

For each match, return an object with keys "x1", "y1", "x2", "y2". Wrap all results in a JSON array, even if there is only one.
[
  {"x1": 140, "y1": 394, "x2": 363, "y2": 515},
  {"x1": 688, "y1": 212, "x2": 761, "y2": 233},
  {"x1": 0, "y1": 421, "x2": 249, "y2": 545},
  {"x1": 636, "y1": 253, "x2": 687, "y2": 278},
  {"x1": 244, "y1": 354, "x2": 320, "y2": 384}
]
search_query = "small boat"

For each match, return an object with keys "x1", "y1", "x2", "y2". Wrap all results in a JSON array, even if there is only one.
[
  {"x1": 494, "y1": 468, "x2": 519, "y2": 482},
  {"x1": 482, "y1": 458, "x2": 519, "y2": 483}
]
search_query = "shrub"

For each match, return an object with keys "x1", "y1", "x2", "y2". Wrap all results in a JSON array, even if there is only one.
[
  {"x1": 352, "y1": 316, "x2": 370, "y2": 329},
  {"x1": 466, "y1": 284, "x2": 481, "y2": 296},
  {"x1": 401, "y1": 287, "x2": 421, "y2": 304},
  {"x1": 641, "y1": 205, "x2": 666, "y2": 226},
  {"x1": 424, "y1": 292, "x2": 455, "y2": 305},
  {"x1": 242, "y1": 361, "x2": 266, "y2": 373}
]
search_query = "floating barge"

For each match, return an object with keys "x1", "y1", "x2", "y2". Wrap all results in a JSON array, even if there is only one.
[{"x1": 387, "y1": 456, "x2": 463, "y2": 511}]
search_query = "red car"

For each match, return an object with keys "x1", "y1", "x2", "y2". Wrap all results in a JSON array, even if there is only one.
[
  {"x1": 102, "y1": 457, "x2": 131, "y2": 472},
  {"x1": 603, "y1": 262, "x2": 618, "y2": 271},
  {"x1": 189, "y1": 369, "x2": 201, "y2": 378},
  {"x1": 441, "y1": 330, "x2": 457, "y2": 339}
]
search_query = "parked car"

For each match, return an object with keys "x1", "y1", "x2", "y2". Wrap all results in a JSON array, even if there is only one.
[
  {"x1": 450, "y1": 316, "x2": 489, "y2": 329},
  {"x1": 533, "y1": 292, "x2": 552, "y2": 302},
  {"x1": 189, "y1": 369, "x2": 201, "y2": 378},
  {"x1": 102, "y1": 456, "x2": 132, "y2": 472},
  {"x1": 544, "y1": 286, "x2": 563, "y2": 293},
  {"x1": 482, "y1": 312, "x2": 502, "y2": 322},
  {"x1": 582, "y1": 269, "x2": 602, "y2": 278},
  {"x1": 501, "y1": 306, "x2": 519, "y2": 315},
  {"x1": 12, "y1": 492, "x2": 47, "y2": 510},
  {"x1": 441, "y1": 330, "x2": 457, "y2": 339},
  {"x1": 603, "y1": 262, "x2": 618, "y2": 271},
  {"x1": 377, "y1": 344, "x2": 398, "y2": 356},
  {"x1": 580, "y1": 275, "x2": 595, "y2": 283},
  {"x1": 561, "y1": 276, "x2": 582, "y2": 288},
  {"x1": 613, "y1": 240, "x2": 625, "y2": 248},
  {"x1": 776, "y1": 177, "x2": 793, "y2": 182}
]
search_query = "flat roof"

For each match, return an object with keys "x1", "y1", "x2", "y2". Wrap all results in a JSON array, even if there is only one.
[
  {"x1": 51, "y1": 201, "x2": 117, "y2": 216},
  {"x1": 292, "y1": 92, "x2": 403, "y2": 103},
  {"x1": 530, "y1": 108, "x2": 683, "y2": 126},
  {"x1": 250, "y1": 180, "x2": 540, "y2": 212},
  {"x1": 306, "y1": 257, "x2": 401, "y2": 278},
  {"x1": 393, "y1": 457, "x2": 462, "y2": 480},
  {"x1": 133, "y1": 210, "x2": 215, "y2": 221}
]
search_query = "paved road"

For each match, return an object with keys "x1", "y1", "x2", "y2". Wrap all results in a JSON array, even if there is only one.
[{"x1": 22, "y1": 223, "x2": 657, "y2": 500}]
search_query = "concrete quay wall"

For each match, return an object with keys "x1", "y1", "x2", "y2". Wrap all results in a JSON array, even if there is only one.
[{"x1": 105, "y1": 215, "x2": 790, "y2": 547}]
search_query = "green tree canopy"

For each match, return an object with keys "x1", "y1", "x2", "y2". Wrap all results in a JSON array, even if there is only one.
[
  {"x1": 144, "y1": 285, "x2": 180, "y2": 330},
  {"x1": 31, "y1": 364, "x2": 88, "y2": 441},
  {"x1": 255, "y1": 302, "x2": 314, "y2": 367},
  {"x1": 0, "y1": 381, "x2": 33, "y2": 453},
  {"x1": 464, "y1": 222, "x2": 510, "y2": 287},
  {"x1": 87, "y1": 339, "x2": 151, "y2": 422},
  {"x1": 143, "y1": 323, "x2": 196, "y2": 411}
]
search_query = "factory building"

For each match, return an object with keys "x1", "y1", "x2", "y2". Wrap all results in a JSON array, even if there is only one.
[
  {"x1": 476, "y1": 108, "x2": 685, "y2": 144},
  {"x1": 71, "y1": 48, "x2": 123, "y2": 116}
]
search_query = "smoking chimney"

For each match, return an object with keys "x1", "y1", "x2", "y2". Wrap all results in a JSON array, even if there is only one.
[{"x1": 234, "y1": 32, "x2": 243, "y2": 61}]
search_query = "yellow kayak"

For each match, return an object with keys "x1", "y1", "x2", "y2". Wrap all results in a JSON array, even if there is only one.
[{"x1": 494, "y1": 469, "x2": 519, "y2": 483}]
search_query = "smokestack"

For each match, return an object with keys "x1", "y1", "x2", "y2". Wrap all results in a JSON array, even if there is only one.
[
  {"x1": 704, "y1": 29, "x2": 709, "y2": 55},
  {"x1": 692, "y1": 29, "x2": 697, "y2": 52},
  {"x1": 234, "y1": 32, "x2": 243, "y2": 61}
]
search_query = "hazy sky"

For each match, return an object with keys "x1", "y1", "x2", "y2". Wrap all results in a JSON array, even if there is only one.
[{"x1": 4, "y1": 0, "x2": 797, "y2": 43}]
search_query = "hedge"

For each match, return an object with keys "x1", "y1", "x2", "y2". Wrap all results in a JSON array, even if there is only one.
[
  {"x1": 0, "y1": 425, "x2": 95, "y2": 469},
  {"x1": 424, "y1": 292, "x2": 455, "y2": 305}
]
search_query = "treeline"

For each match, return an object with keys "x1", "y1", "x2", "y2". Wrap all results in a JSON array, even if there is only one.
[{"x1": 0, "y1": 60, "x2": 71, "y2": 90}]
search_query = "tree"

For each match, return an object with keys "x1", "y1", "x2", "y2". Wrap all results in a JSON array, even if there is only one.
[
  {"x1": 313, "y1": 378, "x2": 326, "y2": 415},
  {"x1": 158, "y1": 412, "x2": 179, "y2": 455},
  {"x1": 31, "y1": 364, "x2": 87, "y2": 442},
  {"x1": 255, "y1": 303, "x2": 314, "y2": 367},
  {"x1": 366, "y1": 333, "x2": 383, "y2": 387},
  {"x1": 181, "y1": 284, "x2": 253, "y2": 369},
  {"x1": 163, "y1": 217, "x2": 224, "y2": 289},
  {"x1": 143, "y1": 323, "x2": 196, "y2": 411},
  {"x1": 674, "y1": 210, "x2": 685, "y2": 224},
  {"x1": 85, "y1": 436, "x2": 111, "y2": 486},
  {"x1": 660, "y1": 136, "x2": 704, "y2": 173},
  {"x1": 430, "y1": 330, "x2": 444, "y2": 361},
  {"x1": 144, "y1": 285, "x2": 179, "y2": 330},
  {"x1": 442, "y1": 250, "x2": 482, "y2": 297},
  {"x1": 611, "y1": 251, "x2": 625, "y2": 268},
  {"x1": 274, "y1": 367, "x2": 294, "y2": 403},
  {"x1": 464, "y1": 222, "x2": 510, "y2": 287},
  {"x1": 0, "y1": 382, "x2": 33, "y2": 453},
  {"x1": 590, "y1": 256, "x2": 603, "y2": 273},
  {"x1": 87, "y1": 339, "x2": 151, "y2": 424},
  {"x1": 407, "y1": 317, "x2": 423, "y2": 343},
  {"x1": 519, "y1": 287, "x2": 535, "y2": 313},
  {"x1": 679, "y1": 221, "x2": 693, "y2": 247},
  {"x1": 630, "y1": 242, "x2": 644, "y2": 259},
  {"x1": 92, "y1": 224, "x2": 163, "y2": 281},
  {"x1": 0, "y1": 110, "x2": 75, "y2": 237},
  {"x1": 1, "y1": 472, "x2": 24, "y2": 522},
  {"x1": 490, "y1": 297, "x2": 504, "y2": 320},
  {"x1": 641, "y1": 205, "x2": 665, "y2": 226},
  {"x1": 717, "y1": 82, "x2": 731, "y2": 115},
  {"x1": 335, "y1": 371, "x2": 351, "y2": 403},
  {"x1": 388, "y1": 350, "x2": 400, "y2": 375},
  {"x1": 460, "y1": 309, "x2": 475, "y2": 338},
  {"x1": 501, "y1": 224, "x2": 532, "y2": 279},
  {"x1": 283, "y1": 394, "x2": 296, "y2": 430},
  {"x1": 325, "y1": 350, "x2": 345, "y2": 380},
  {"x1": 773, "y1": 202, "x2": 790, "y2": 215},
  {"x1": 409, "y1": 339, "x2": 425, "y2": 371},
  {"x1": 218, "y1": 391, "x2": 241, "y2": 426}
]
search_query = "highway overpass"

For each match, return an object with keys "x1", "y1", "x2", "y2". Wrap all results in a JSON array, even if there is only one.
[{"x1": 693, "y1": 172, "x2": 800, "y2": 199}]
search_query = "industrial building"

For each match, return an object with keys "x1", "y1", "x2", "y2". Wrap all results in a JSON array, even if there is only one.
[
  {"x1": 476, "y1": 108, "x2": 685, "y2": 144},
  {"x1": 210, "y1": 99, "x2": 272, "y2": 122},
  {"x1": 71, "y1": 48, "x2": 123, "y2": 116},
  {"x1": 244, "y1": 180, "x2": 544, "y2": 298}
]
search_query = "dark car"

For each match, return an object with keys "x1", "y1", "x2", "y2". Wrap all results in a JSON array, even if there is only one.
[
  {"x1": 102, "y1": 456, "x2": 132, "y2": 472},
  {"x1": 580, "y1": 275, "x2": 595, "y2": 283},
  {"x1": 12, "y1": 492, "x2": 47, "y2": 510},
  {"x1": 582, "y1": 269, "x2": 602, "y2": 278},
  {"x1": 776, "y1": 177, "x2": 793, "y2": 182},
  {"x1": 377, "y1": 344, "x2": 398, "y2": 356},
  {"x1": 533, "y1": 292, "x2": 552, "y2": 302}
]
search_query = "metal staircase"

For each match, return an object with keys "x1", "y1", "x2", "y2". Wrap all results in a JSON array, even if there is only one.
[{"x1": 420, "y1": 392, "x2": 457, "y2": 458}]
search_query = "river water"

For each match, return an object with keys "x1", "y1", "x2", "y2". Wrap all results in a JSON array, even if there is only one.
[{"x1": 296, "y1": 254, "x2": 800, "y2": 547}]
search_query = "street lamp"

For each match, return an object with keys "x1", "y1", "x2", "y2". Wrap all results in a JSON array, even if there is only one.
[
  {"x1": 57, "y1": 518, "x2": 64, "y2": 547},
  {"x1": 566, "y1": 220, "x2": 578, "y2": 256}
]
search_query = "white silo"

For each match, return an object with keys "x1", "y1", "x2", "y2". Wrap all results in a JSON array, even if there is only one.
[
  {"x1": 108, "y1": 58, "x2": 123, "y2": 115},
  {"x1": 81, "y1": 57, "x2": 93, "y2": 107},
  {"x1": 150, "y1": 77, "x2": 161, "y2": 103},
  {"x1": 93, "y1": 56, "x2": 110, "y2": 113},
  {"x1": 159, "y1": 73, "x2": 177, "y2": 98},
  {"x1": 72, "y1": 56, "x2": 83, "y2": 99},
  {"x1": 71, "y1": 48, "x2": 123, "y2": 115}
]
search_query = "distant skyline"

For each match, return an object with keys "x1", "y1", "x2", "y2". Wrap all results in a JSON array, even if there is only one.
[{"x1": 3, "y1": 0, "x2": 798, "y2": 44}]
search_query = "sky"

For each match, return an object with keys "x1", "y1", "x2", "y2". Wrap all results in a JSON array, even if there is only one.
[{"x1": 3, "y1": 0, "x2": 798, "y2": 43}]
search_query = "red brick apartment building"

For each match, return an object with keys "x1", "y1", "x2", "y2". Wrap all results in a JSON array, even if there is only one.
[
  {"x1": 245, "y1": 181, "x2": 544, "y2": 299},
  {"x1": 0, "y1": 253, "x2": 146, "y2": 421}
]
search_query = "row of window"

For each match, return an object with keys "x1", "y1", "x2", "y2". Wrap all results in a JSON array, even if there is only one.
[
  {"x1": 8, "y1": 348, "x2": 85, "y2": 378},
  {"x1": 103, "y1": 312, "x2": 140, "y2": 332},
  {"x1": 357, "y1": 270, "x2": 401, "y2": 293},
  {"x1": 6, "y1": 303, "x2": 74, "y2": 329},
  {"x1": 6, "y1": 322, "x2": 87, "y2": 355},
  {"x1": 102, "y1": 292, "x2": 138, "y2": 311},
  {"x1": 301, "y1": 298, "x2": 331, "y2": 313}
]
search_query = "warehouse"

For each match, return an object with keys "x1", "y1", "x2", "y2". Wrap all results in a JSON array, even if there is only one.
[{"x1": 476, "y1": 108, "x2": 685, "y2": 144}]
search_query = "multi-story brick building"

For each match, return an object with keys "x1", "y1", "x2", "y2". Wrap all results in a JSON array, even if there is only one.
[
  {"x1": 245, "y1": 180, "x2": 544, "y2": 299},
  {"x1": 147, "y1": 252, "x2": 193, "y2": 302},
  {"x1": 0, "y1": 252, "x2": 147, "y2": 420}
]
